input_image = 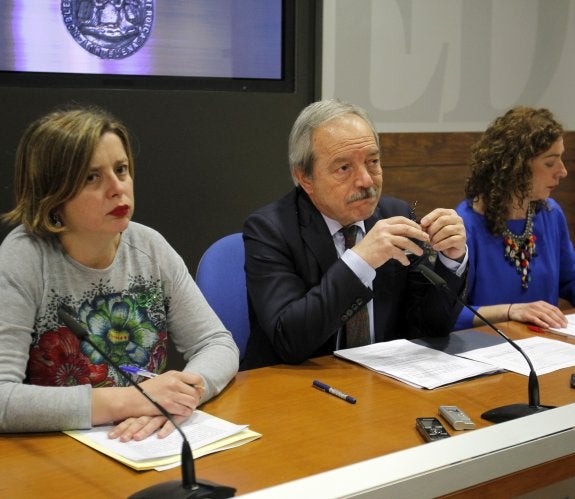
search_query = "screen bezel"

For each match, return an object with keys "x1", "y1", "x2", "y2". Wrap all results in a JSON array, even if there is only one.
[{"x1": 0, "y1": 0, "x2": 295, "y2": 93}]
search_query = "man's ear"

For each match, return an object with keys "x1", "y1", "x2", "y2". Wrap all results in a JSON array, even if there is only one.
[{"x1": 294, "y1": 168, "x2": 313, "y2": 195}]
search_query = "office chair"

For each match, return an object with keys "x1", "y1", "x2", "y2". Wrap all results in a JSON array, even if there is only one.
[{"x1": 196, "y1": 233, "x2": 250, "y2": 360}]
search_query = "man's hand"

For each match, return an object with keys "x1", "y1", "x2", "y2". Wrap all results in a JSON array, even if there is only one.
[
  {"x1": 420, "y1": 208, "x2": 466, "y2": 261},
  {"x1": 352, "y1": 216, "x2": 430, "y2": 268}
]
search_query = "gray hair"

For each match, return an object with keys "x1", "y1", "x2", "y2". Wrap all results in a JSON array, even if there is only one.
[{"x1": 288, "y1": 99, "x2": 380, "y2": 185}]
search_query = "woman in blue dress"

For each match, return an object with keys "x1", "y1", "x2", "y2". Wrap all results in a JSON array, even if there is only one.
[{"x1": 454, "y1": 106, "x2": 575, "y2": 331}]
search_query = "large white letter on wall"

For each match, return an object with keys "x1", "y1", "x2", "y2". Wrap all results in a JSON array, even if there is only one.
[{"x1": 322, "y1": 0, "x2": 575, "y2": 131}]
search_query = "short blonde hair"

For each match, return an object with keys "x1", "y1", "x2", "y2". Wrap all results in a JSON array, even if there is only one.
[{"x1": 2, "y1": 106, "x2": 135, "y2": 238}]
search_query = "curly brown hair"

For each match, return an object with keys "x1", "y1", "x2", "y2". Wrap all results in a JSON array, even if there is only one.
[{"x1": 465, "y1": 106, "x2": 563, "y2": 235}]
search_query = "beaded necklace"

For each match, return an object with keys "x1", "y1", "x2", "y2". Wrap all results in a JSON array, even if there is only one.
[{"x1": 502, "y1": 203, "x2": 537, "y2": 289}]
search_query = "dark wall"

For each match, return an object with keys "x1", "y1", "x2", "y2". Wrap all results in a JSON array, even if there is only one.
[
  {"x1": 0, "y1": 1, "x2": 319, "y2": 276},
  {"x1": 380, "y1": 132, "x2": 575, "y2": 242}
]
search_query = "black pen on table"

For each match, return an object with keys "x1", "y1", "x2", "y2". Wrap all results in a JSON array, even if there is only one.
[{"x1": 312, "y1": 380, "x2": 356, "y2": 404}]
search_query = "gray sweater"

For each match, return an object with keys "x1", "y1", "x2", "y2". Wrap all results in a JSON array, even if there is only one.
[{"x1": 0, "y1": 222, "x2": 239, "y2": 432}]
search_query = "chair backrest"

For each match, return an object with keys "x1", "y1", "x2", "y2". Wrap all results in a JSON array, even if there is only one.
[{"x1": 196, "y1": 233, "x2": 249, "y2": 360}]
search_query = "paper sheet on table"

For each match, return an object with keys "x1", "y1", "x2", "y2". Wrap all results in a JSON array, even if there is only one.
[
  {"x1": 153, "y1": 429, "x2": 262, "y2": 471},
  {"x1": 335, "y1": 339, "x2": 497, "y2": 389},
  {"x1": 64, "y1": 410, "x2": 261, "y2": 471},
  {"x1": 546, "y1": 313, "x2": 575, "y2": 338},
  {"x1": 456, "y1": 335, "x2": 575, "y2": 376}
]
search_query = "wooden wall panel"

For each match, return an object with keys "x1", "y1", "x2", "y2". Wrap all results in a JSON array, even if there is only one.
[{"x1": 379, "y1": 132, "x2": 575, "y2": 241}]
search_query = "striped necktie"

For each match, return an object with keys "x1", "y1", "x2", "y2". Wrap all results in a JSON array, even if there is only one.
[{"x1": 340, "y1": 225, "x2": 371, "y2": 348}]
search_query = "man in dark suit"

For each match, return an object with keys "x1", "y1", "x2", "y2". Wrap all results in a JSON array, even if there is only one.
[{"x1": 242, "y1": 99, "x2": 467, "y2": 370}]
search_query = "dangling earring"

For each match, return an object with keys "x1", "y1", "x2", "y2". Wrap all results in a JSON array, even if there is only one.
[{"x1": 52, "y1": 213, "x2": 62, "y2": 228}]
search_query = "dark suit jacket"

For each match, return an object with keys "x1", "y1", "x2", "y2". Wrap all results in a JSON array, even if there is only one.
[{"x1": 241, "y1": 187, "x2": 466, "y2": 370}]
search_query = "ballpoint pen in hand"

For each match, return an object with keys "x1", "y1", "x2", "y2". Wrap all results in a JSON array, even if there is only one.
[
  {"x1": 409, "y1": 200, "x2": 419, "y2": 222},
  {"x1": 120, "y1": 364, "x2": 158, "y2": 378},
  {"x1": 407, "y1": 200, "x2": 436, "y2": 264},
  {"x1": 120, "y1": 364, "x2": 205, "y2": 391}
]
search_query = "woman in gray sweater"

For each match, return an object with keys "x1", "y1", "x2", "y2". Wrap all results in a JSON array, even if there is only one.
[{"x1": 0, "y1": 107, "x2": 239, "y2": 440}]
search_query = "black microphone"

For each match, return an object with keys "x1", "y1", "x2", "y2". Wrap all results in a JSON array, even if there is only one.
[
  {"x1": 414, "y1": 264, "x2": 555, "y2": 423},
  {"x1": 57, "y1": 305, "x2": 235, "y2": 498}
]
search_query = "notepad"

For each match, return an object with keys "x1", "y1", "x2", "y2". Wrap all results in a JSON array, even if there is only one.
[{"x1": 64, "y1": 410, "x2": 261, "y2": 471}]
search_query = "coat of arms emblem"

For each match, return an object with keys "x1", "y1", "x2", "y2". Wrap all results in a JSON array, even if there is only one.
[{"x1": 61, "y1": 0, "x2": 154, "y2": 59}]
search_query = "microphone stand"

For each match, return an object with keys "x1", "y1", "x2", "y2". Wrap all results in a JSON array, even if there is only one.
[
  {"x1": 58, "y1": 306, "x2": 235, "y2": 498},
  {"x1": 415, "y1": 264, "x2": 555, "y2": 423}
]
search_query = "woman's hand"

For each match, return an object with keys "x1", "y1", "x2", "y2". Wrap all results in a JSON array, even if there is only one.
[
  {"x1": 108, "y1": 414, "x2": 189, "y2": 442},
  {"x1": 135, "y1": 370, "x2": 205, "y2": 417},
  {"x1": 508, "y1": 301, "x2": 568, "y2": 329},
  {"x1": 91, "y1": 370, "x2": 205, "y2": 429}
]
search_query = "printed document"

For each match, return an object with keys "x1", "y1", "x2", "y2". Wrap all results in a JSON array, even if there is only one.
[
  {"x1": 64, "y1": 410, "x2": 261, "y2": 471},
  {"x1": 335, "y1": 339, "x2": 497, "y2": 389},
  {"x1": 456, "y1": 336, "x2": 575, "y2": 376},
  {"x1": 546, "y1": 313, "x2": 575, "y2": 338}
]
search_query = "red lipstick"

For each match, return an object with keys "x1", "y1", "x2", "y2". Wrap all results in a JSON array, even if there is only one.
[{"x1": 109, "y1": 205, "x2": 130, "y2": 217}]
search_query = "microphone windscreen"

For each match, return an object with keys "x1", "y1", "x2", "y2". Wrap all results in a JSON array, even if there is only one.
[{"x1": 415, "y1": 263, "x2": 447, "y2": 288}]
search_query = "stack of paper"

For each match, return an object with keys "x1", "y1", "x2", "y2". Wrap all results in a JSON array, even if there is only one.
[
  {"x1": 64, "y1": 410, "x2": 261, "y2": 471},
  {"x1": 335, "y1": 331, "x2": 575, "y2": 390},
  {"x1": 335, "y1": 339, "x2": 498, "y2": 389}
]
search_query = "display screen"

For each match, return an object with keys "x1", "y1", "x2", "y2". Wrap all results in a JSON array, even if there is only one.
[{"x1": 0, "y1": 0, "x2": 293, "y2": 91}]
